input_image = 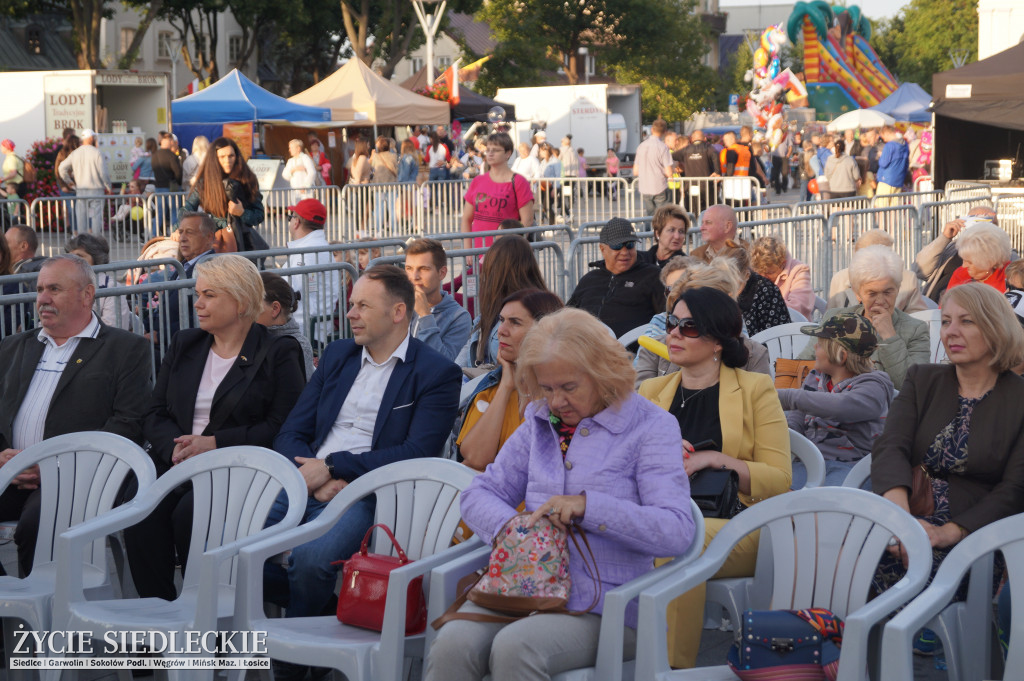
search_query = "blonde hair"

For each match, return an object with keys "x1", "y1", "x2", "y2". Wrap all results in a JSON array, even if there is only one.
[
  {"x1": 194, "y1": 254, "x2": 265, "y2": 323},
  {"x1": 1005, "y1": 259, "x2": 1024, "y2": 290},
  {"x1": 854, "y1": 229, "x2": 894, "y2": 250},
  {"x1": 750, "y1": 235, "x2": 788, "y2": 275},
  {"x1": 818, "y1": 338, "x2": 875, "y2": 375},
  {"x1": 516, "y1": 308, "x2": 635, "y2": 411},
  {"x1": 956, "y1": 222, "x2": 1012, "y2": 272},
  {"x1": 667, "y1": 259, "x2": 742, "y2": 312},
  {"x1": 940, "y1": 283, "x2": 1024, "y2": 373}
]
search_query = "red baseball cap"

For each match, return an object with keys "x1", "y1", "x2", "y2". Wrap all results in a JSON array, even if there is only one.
[{"x1": 288, "y1": 198, "x2": 327, "y2": 226}]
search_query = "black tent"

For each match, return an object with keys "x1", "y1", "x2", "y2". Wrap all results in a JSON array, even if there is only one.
[
  {"x1": 400, "y1": 68, "x2": 516, "y2": 122},
  {"x1": 931, "y1": 42, "x2": 1024, "y2": 185}
]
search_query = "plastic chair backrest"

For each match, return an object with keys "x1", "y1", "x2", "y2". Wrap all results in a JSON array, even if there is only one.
[
  {"x1": 787, "y1": 307, "x2": 809, "y2": 322},
  {"x1": 617, "y1": 324, "x2": 648, "y2": 348},
  {"x1": 366, "y1": 460, "x2": 478, "y2": 561},
  {"x1": 789, "y1": 429, "x2": 826, "y2": 489},
  {"x1": 0, "y1": 432, "x2": 157, "y2": 574},
  {"x1": 909, "y1": 309, "x2": 943, "y2": 363},
  {"x1": 165, "y1": 447, "x2": 308, "y2": 590},
  {"x1": 751, "y1": 322, "x2": 813, "y2": 378},
  {"x1": 841, "y1": 454, "x2": 872, "y2": 490}
]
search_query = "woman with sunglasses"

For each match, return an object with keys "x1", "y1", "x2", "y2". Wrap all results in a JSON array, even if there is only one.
[
  {"x1": 638, "y1": 285, "x2": 790, "y2": 669},
  {"x1": 461, "y1": 132, "x2": 535, "y2": 249}
]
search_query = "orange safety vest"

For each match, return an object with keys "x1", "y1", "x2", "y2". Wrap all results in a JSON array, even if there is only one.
[{"x1": 719, "y1": 144, "x2": 751, "y2": 176}]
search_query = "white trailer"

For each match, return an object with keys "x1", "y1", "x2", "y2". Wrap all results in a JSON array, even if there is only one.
[
  {"x1": 495, "y1": 83, "x2": 642, "y2": 173},
  {"x1": 1, "y1": 70, "x2": 170, "y2": 184}
]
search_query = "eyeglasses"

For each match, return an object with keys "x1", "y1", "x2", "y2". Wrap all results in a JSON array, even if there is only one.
[
  {"x1": 608, "y1": 241, "x2": 637, "y2": 251},
  {"x1": 665, "y1": 314, "x2": 701, "y2": 338}
]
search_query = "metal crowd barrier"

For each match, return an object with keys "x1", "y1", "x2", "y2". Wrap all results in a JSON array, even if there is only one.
[
  {"x1": 995, "y1": 195, "x2": 1024, "y2": 254},
  {"x1": 529, "y1": 176, "x2": 633, "y2": 228},
  {"x1": 793, "y1": 195, "x2": 870, "y2": 218},
  {"x1": 269, "y1": 260, "x2": 360, "y2": 346},
  {"x1": 658, "y1": 176, "x2": 762, "y2": 217},
  {"x1": 944, "y1": 181, "x2": 992, "y2": 200},
  {"x1": 734, "y1": 204, "x2": 793, "y2": 223},
  {"x1": 237, "y1": 238, "x2": 408, "y2": 270},
  {"x1": 2, "y1": 197, "x2": 30, "y2": 227},
  {"x1": 918, "y1": 198, "x2": 994, "y2": 241},
  {"x1": 576, "y1": 217, "x2": 653, "y2": 240},
  {"x1": 826, "y1": 205, "x2": 922, "y2": 283},
  {"x1": 418, "y1": 179, "x2": 471, "y2": 237},
  {"x1": 740, "y1": 215, "x2": 830, "y2": 293},
  {"x1": 870, "y1": 190, "x2": 944, "y2": 209}
]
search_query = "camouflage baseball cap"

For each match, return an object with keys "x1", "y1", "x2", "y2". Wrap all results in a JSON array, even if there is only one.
[{"x1": 800, "y1": 313, "x2": 878, "y2": 358}]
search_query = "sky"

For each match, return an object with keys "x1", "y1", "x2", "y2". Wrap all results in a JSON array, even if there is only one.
[{"x1": 717, "y1": 0, "x2": 913, "y2": 21}]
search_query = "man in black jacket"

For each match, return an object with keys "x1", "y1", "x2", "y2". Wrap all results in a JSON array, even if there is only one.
[
  {"x1": 567, "y1": 218, "x2": 666, "y2": 338},
  {"x1": 682, "y1": 130, "x2": 720, "y2": 215}
]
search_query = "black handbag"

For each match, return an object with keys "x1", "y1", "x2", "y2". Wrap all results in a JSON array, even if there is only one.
[{"x1": 690, "y1": 468, "x2": 741, "y2": 519}]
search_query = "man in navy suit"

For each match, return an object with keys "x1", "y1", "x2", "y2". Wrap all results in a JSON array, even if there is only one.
[{"x1": 267, "y1": 264, "x2": 461, "y2": 621}]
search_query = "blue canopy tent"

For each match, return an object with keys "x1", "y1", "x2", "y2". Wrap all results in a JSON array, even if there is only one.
[
  {"x1": 171, "y1": 69, "x2": 332, "y2": 152},
  {"x1": 869, "y1": 82, "x2": 932, "y2": 124}
]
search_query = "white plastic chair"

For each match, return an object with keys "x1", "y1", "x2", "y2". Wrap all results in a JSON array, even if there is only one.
[
  {"x1": 922, "y1": 295, "x2": 939, "y2": 310},
  {"x1": 910, "y1": 308, "x2": 943, "y2": 363},
  {"x1": 0, "y1": 432, "x2": 156, "y2": 674},
  {"x1": 424, "y1": 500, "x2": 705, "y2": 681},
  {"x1": 751, "y1": 322, "x2": 813, "y2": 379},
  {"x1": 786, "y1": 307, "x2": 808, "y2": 322},
  {"x1": 813, "y1": 295, "x2": 828, "y2": 321},
  {"x1": 841, "y1": 454, "x2": 872, "y2": 490},
  {"x1": 789, "y1": 428, "x2": 825, "y2": 489},
  {"x1": 617, "y1": 324, "x2": 648, "y2": 348},
  {"x1": 635, "y1": 487, "x2": 933, "y2": 681},
  {"x1": 703, "y1": 430, "x2": 824, "y2": 632},
  {"x1": 49, "y1": 446, "x2": 308, "y2": 681},
  {"x1": 233, "y1": 458, "x2": 478, "y2": 681},
  {"x1": 882, "y1": 512, "x2": 1018, "y2": 681}
]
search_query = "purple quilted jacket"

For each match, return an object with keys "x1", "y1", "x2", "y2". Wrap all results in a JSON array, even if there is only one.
[{"x1": 461, "y1": 392, "x2": 695, "y2": 627}]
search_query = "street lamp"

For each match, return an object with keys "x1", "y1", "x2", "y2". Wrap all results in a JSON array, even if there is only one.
[
  {"x1": 578, "y1": 46, "x2": 589, "y2": 85},
  {"x1": 411, "y1": 0, "x2": 447, "y2": 84}
]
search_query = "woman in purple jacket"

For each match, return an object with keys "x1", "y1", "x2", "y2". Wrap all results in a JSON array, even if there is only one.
[{"x1": 425, "y1": 307, "x2": 695, "y2": 681}]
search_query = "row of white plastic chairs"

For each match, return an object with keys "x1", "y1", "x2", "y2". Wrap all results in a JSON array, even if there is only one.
[{"x1": 0, "y1": 431, "x2": 1011, "y2": 681}]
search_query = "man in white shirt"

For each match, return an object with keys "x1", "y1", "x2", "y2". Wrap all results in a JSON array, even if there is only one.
[
  {"x1": 285, "y1": 198, "x2": 337, "y2": 344},
  {"x1": 0, "y1": 254, "x2": 151, "y2": 576},
  {"x1": 268, "y1": 265, "x2": 460, "y2": 625},
  {"x1": 57, "y1": 129, "x2": 111, "y2": 236},
  {"x1": 633, "y1": 118, "x2": 674, "y2": 216},
  {"x1": 405, "y1": 238, "x2": 472, "y2": 361}
]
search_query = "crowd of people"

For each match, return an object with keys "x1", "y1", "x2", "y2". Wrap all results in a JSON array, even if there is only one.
[{"x1": 0, "y1": 116, "x2": 1021, "y2": 678}]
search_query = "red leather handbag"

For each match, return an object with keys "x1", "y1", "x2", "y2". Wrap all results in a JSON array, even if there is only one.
[{"x1": 332, "y1": 524, "x2": 427, "y2": 635}]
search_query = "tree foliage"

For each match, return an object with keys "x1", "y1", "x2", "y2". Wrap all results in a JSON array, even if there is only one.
[
  {"x1": 470, "y1": 0, "x2": 716, "y2": 121},
  {"x1": 869, "y1": 0, "x2": 977, "y2": 92}
]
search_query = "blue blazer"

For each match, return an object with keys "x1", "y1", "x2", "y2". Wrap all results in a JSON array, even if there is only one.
[{"x1": 274, "y1": 336, "x2": 461, "y2": 481}]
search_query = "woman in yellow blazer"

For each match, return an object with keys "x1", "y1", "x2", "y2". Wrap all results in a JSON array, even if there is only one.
[{"x1": 638, "y1": 285, "x2": 791, "y2": 669}]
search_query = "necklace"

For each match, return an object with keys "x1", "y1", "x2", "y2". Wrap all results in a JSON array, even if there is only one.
[{"x1": 679, "y1": 384, "x2": 711, "y2": 408}]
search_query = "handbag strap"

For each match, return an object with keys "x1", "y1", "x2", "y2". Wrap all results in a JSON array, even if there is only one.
[{"x1": 359, "y1": 523, "x2": 411, "y2": 564}]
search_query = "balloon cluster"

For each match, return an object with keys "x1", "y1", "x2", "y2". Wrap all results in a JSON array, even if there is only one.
[{"x1": 744, "y1": 24, "x2": 808, "y2": 152}]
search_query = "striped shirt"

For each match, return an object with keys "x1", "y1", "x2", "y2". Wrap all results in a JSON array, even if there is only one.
[{"x1": 11, "y1": 314, "x2": 101, "y2": 450}]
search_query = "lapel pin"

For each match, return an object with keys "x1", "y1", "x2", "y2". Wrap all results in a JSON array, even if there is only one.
[
  {"x1": 241, "y1": 356, "x2": 247, "y2": 362},
  {"x1": 76, "y1": 359, "x2": 83, "y2": 364}
]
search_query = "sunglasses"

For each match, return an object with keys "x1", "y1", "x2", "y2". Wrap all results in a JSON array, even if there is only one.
[
  {"x1": 287, "y1": 213, "x2": 298, "y2": 220},
  {"x1": 665, "y1": 314, "x2": 701, "y2": 338},
  {"x1": 608, "y1": 241, "x2": 637, "y2": 251}
]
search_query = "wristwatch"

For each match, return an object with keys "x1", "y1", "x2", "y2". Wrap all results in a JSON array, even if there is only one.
[{"x1": 324, "y1": 454, "x2": 335, "y2": 479}]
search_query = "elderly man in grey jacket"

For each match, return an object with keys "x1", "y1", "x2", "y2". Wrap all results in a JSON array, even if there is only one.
[{"x1": 58, "y1": 129, "x2": 111, "y2": 236}]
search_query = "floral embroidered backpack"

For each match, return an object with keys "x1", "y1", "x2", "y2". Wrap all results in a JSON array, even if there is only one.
[{"x1": 432, "y1": 512, "x2": 600, "y2": 628}]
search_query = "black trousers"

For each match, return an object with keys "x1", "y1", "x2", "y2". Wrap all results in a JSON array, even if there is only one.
[
  {"x1": 0, "y1": 486, "x2": 41, "y2": 577},
  {"x1": 123, "y1": 482, "x2": 193, "y2": 601}
]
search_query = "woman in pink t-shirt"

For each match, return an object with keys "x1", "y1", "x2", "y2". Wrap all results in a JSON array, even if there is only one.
[{"x1": 461, "y1": 132, "x2": 535, "y2": 248}]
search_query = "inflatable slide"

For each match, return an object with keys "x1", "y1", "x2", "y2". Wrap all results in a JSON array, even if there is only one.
[{"x1": 788, "y1": 2, "x2": 898, "y2": 116}]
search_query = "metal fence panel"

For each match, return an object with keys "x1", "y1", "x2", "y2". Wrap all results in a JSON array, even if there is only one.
[
  {"x1": 918, "y1": 198, "x2": 994, "y2": 242},
  {"x1": 741, "y1": 215, "x2": 830, "y2": 293},
  {"x1": 826, "y1": 206, "x2": 922, "y2": 286},
  {"x1": 793, "y1": 196, "x2": 870, "y2": 218},
  {"x1": 995, "y1": 195, "x2": 1024, "y2": 254},
  {"x1": 565, "y1": 231, "x2": 655, "y2": 295},
  {"x1": 529, "y1": 177, "x2": 632, "y2": 228},
  {"x1": 944, "y1": 182, "x2": 992, "y2": 200}
]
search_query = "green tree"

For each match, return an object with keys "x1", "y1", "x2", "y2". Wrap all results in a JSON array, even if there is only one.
[
  {"x1": 471, "y1": 0, "x2": 716, "y2": 120},
  {"x1": 870, "y1": 0, "x2": 976, "y2": 92}
]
